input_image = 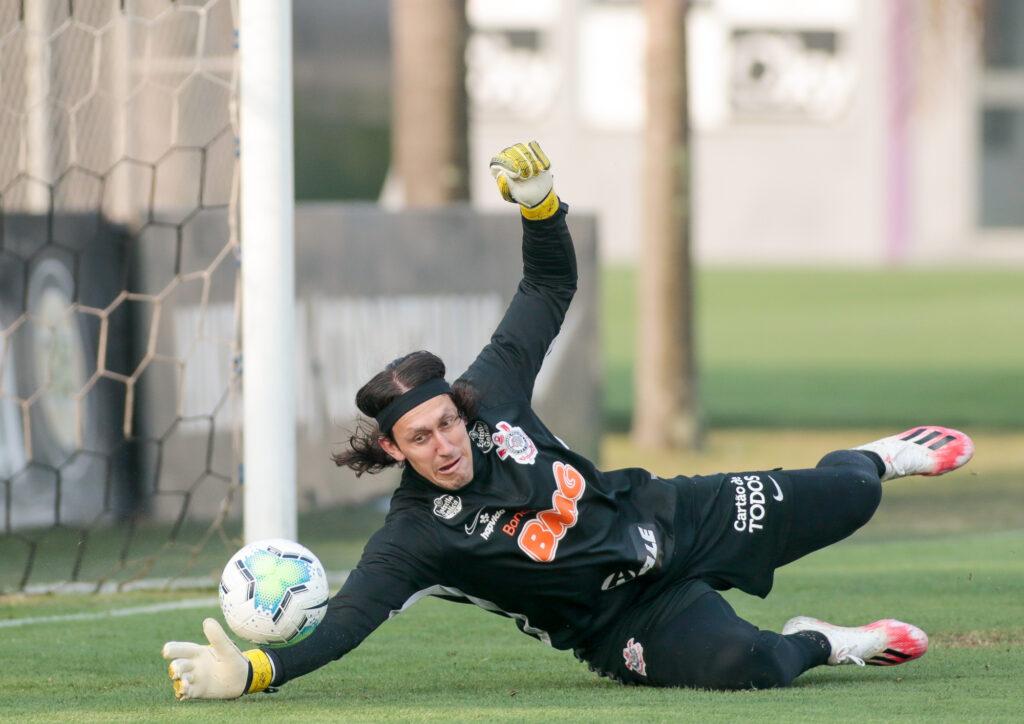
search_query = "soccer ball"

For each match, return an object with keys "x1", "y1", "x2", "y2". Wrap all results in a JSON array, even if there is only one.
[{"x1": 219, "y1": 539, "x2": 329, "y2": 647}]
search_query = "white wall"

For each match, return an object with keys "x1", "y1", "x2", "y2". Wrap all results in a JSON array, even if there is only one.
[{"x1": 467, "y1": 0, "x2": 1024, "y2": 266}]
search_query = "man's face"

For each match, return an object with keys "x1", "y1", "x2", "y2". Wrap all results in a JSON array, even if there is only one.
[{"x1": 379, "y1": 394, "x2": 474, "y2": 490}]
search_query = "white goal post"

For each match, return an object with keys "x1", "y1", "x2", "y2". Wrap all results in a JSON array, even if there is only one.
[{"x1": 239, "y1": 0, "x2": 298, "y2": 543}]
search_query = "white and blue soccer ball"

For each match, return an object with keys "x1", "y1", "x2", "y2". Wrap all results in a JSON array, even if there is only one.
[{"x1": 219, "y1": 539, "x2": 329, "y2": 647}]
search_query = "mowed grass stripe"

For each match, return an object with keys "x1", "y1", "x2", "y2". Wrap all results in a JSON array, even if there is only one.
[
  {"x1": 602, "y1": 267, "x2": 1024, "y2": 429},
  {"x1": 0, "y1": 530, "x2": 1021, "y2": 721}
]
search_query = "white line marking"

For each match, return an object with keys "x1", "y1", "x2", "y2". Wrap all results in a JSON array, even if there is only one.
[
  {"x1": 0, "y1": 597, "x2": 217, "y2": 628},
  {"x1": 1, "y1": 571, "x2": 351, "y2": 628},
  {"x1": 12, "y1": 571, "x2": 350, "y2": 596}
]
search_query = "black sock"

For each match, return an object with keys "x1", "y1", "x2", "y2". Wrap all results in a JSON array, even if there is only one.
[
  {"x1": 855, "y1": 450, "x2": 887, "y2": 478},
  {"x1": 784, "y1": 630, "x2": 832, "y2": 667}
]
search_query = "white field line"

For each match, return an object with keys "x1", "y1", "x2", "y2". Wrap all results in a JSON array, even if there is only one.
[
  {"x1": 17, "y1": 571, "x2": 350, "y2": 596},
  {"x1": 1, "y1": 571, "x2": 351, "y2": 628},
  {"x1": 0, "y1": 597, "x2": 217, "y2": 628}
]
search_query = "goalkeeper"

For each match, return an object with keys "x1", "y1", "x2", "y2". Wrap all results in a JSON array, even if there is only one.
[{"x1": 163, "y1": 142, "x2": 973, "y2": 699}]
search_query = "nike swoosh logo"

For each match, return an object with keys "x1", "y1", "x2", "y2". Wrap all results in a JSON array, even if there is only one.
[
  {"x1": 464, "y1": 508, "x2": 485, "y2": 535},
  {"x1": 768, "y1": 475, "x2": 784, "y2": 502}
]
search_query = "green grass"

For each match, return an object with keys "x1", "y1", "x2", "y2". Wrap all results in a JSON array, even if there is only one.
[
  {"x1": 0, "y1": 500, "x2": 389, "y2": 592},
  {"x1": 603, "y1": 267, "x2": 1024, "y2": 430},
  {"x1": 1, "y1": 267, "x2": 1020, "y2": 719},
  {"x1": 2, "y1": 460, "x2": 1022, "y2": 721},
  {"x1": 1, "y1": 526, "x2": 1021, "y2": 722}
]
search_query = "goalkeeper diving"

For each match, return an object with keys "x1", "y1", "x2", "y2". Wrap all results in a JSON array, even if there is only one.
[{"x1": 163, "y1": 142, "x2": 974, "y2": 698}]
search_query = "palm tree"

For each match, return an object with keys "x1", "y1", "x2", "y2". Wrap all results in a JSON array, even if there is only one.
[
  {"x1": 390, "y1": 0, "x2": 469, "y2": 206},
  {"x1": 633, "y1": 0, "x2": 702, "y2": 449}
]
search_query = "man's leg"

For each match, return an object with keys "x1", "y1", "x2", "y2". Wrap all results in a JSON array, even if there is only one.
[
  {"x1": 777, "y1": 424, "x2": 975, "y2": 567},
  {"x1": 679, "y1": 449, "x2": 884, "y2": 597},
  {"x1": 633, "y1": 589, "x2": 830, "y2": 690},
  {"x1": 631, "y1": 426, "x2": 975, "y2": 689},
  {"x1": 773, "y1": 448, "x2": 883, "y2": 568},
  {"x1": 590, "y1": 586, "x2": 931, "y2": 689},
  {"x1": 766, "y1": 426, "x2": 972, "y2": 670}
]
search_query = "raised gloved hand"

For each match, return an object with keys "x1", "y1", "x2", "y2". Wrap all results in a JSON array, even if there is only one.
[
  {"x1": 162, "y1": 618, "x2": 274, "y2": 701},
  {"x1": 489, "y1": 141, "x2": 559, "y2": 220}
]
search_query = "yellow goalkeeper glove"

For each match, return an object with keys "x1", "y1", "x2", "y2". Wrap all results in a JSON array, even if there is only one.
[
  {"x1": 489, "y1": 141, "x2": 559, "y2": 220},
  {"x1": 162, "y1": 618, "x2": 274, "y2": 700}
]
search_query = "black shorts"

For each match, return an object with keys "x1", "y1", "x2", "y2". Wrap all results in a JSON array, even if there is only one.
[
  {"x1": 671, "y1": 468, "x2": 795, "y2": 598},
  {"x1": 575, "y1": 468, "x2": 795, "y2": 685},
  {"x1": 577, "y1": 452, "x2": 881, "y2": 687}
]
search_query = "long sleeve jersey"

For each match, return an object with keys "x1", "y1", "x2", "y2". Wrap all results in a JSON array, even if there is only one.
[{"x1": 268, "y1": 203, "x2": 689, "y2": 685}]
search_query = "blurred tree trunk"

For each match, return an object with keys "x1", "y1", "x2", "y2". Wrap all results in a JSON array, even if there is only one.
[
  {"x1": 633, "y1": 0, "x2": 702, "y2": 449},
  {"x1": 390, "y1": 0, "x2": 469, "y2": 206}
]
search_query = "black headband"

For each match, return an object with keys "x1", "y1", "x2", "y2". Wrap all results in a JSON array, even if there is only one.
[{"x1": 375, "y1": 377, "x2": 452, "y2": 435}]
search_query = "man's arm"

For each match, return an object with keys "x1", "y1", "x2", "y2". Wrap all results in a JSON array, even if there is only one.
[
  {"x1": 162, "y1": 515, "x2": 441, "y2": 699},
  {"x1": 265, "y1": 522, "x2": 439, "y2": 685},
  {"x1": 459, "y1": 142, "x2": 578, "y2": 403}
]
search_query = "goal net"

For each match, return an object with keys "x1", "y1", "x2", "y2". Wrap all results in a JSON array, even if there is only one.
[{"x1": 0, "y1": 0, "x2": 242, "y2": 592}]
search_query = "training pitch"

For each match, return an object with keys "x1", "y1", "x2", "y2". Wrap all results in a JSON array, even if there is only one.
[
  {"x1": 2, "y1": 267, "x2": 1021, "y2": 721},
  {"x1": 1, "y1": 458, "x2": 1020, "y2": 723}
]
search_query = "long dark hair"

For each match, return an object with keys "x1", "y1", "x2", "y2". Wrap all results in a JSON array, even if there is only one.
[{"x1": 333, "y1": 351, "x2": 477, "y2": 476}]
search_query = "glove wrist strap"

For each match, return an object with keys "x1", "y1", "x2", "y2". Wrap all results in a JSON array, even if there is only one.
[
  {"x1": 521, "y1": 190, "x2": 559, "y2": 221},
  {"x1": 243, "y1": 649, "x2": 274, "y2": 694}
]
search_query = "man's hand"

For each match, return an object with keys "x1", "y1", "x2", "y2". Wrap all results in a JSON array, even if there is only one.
[
  {"x1": 490, "y1": 141, "x2": 559, "y2": 220},
  {"x1": 162, "y1": 618, "x2": 273, "y2": 701}
]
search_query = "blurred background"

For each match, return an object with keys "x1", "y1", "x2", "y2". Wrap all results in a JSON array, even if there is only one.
[
  {"x1": 0, "y1": 0, "x2": 1021, "y2": 592},
  {"x1": 295, "y1": 0, "x2": 1024, "y2": 438}
]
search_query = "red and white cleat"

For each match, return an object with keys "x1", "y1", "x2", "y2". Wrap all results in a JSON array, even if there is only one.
[
  {"x1": 782, "y1": 616, "x2": 929, "y2": 667},
  {"x1": 855, "y1": 425, "x2": 974, "y2": 481}
]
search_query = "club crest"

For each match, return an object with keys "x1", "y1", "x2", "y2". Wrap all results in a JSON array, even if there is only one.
[
  {"x1": 622, "y1": 637, "x2": 647, "y2": 677},
  {"x1": 469, "y1": 421, "x2": 494, "y2": 453},
  {"x1": 491, "y1": 421, "x2": 537, "y2": 465}
]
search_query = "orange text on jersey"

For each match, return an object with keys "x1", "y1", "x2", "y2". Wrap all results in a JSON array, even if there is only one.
[{"x1": 517, "y1": 462, "x2": 586, "y2": 563}]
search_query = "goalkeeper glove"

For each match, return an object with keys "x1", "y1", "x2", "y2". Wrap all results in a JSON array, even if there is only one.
[
  {"x1": 489, "y1": 141, "x2": 559, "y2": 220},
  {"x1": 162, "y1": 618, "x2": 274, "y2": 701}
]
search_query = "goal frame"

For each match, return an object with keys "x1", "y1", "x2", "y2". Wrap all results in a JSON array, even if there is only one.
[{"x1": 239, "y1": 0, "x2": 298, "y2": 543}]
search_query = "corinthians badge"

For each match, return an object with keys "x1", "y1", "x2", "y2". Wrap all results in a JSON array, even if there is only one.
[{"x1": 491, "y1": 421, "x2": 538, "y2": 465}]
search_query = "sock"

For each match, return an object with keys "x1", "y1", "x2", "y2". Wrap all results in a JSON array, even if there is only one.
[
  {"x1": 855, "y1": 450, "x2": 886, "y2": 478},
  {"x1": 784, "y1": 630, "x2": 832, "y2": 666}
]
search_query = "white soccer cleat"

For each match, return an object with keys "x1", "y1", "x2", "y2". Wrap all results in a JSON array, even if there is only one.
[
  {"x1": 855, "y1": 425, "x2": 974, "y2": 481},
  {"x1": 782, "y1": 616, "x2": 928, "y2": 667}
]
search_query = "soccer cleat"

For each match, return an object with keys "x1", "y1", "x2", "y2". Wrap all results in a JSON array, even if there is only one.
[
  {"x1": 854, "y1": 425, "x2": 974, "y2": 481},
  {"x1": 782, "y1": 616, "x2": 929, "y2": 667}
]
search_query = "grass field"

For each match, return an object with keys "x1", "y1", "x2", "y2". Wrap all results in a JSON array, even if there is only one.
[
  {"x1": 2, "y1": 446, "x2": 1022, "y2": 722},
  {"x1": 1, "y1": 268, "x2": 1021, "y2": 720},
  {"x1": 603, "y1": 267, "x2": 1024, "y2": 430},
  {"x1": 0, "y1": 536, "x2": 1021, "y2": 721}
]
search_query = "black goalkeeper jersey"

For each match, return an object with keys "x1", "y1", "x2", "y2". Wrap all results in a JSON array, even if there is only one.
[{"x1": 269, "y1": 203, "x2": 696, "y2": 685}]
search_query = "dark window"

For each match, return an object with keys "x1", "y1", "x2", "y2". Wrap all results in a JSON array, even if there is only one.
[{"x1": 979, "y1": 108, "x2": 1024, "y2": 227}]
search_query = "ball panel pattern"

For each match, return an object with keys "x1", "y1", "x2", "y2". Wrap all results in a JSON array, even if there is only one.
[{"x1": 219, "y1": 539, "x2": 329, "y2": 646}]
